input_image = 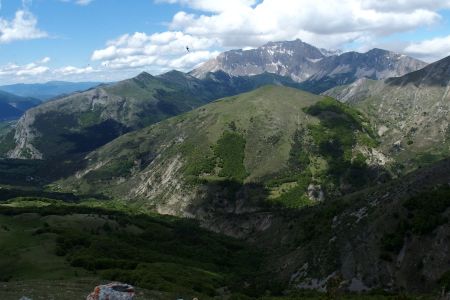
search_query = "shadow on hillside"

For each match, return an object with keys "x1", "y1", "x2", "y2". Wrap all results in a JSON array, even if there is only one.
[
  {"x1": 187, "y1": 179, "x2": 271, "y2": 216},
  {"x1": 61, "y1": 119, "x2": 130, "y2": 155},
  {"x1": 0, "y1": 154, "x2": 87, "y2": 188}
]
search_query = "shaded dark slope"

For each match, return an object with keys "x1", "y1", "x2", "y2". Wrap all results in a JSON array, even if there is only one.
[{"x1": 204, "y1": 158, "x2": 450, "y2": 294}]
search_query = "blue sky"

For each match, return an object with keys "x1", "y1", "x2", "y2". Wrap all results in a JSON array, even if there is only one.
[{"x1": 1, "y1": 0, "x2": 450, "y2": 84}]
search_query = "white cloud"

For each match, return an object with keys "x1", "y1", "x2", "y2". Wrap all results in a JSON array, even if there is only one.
[
  {"x1": 88, "y1": 0, "x2": 450, "y2": 75},
  {"x1": 156, "y1": 0, "x2": 257, "y2": 13},
  {"x1": 166, "y1": 0, "x2": 443, "y2": 49},
  {"x1": 361, "y1": 0, "x2": 450, "y2": 12},
  {"x1": 0, "y1": 58, "x2": 101, "y2": 84},
  {"x1": 0, "y1": 58, "x2": 50, "y2": 77},
  {"x1": 3, "y1": 0, "x2": 450, "y2": 84},
  {"x1": 54, "y1": 65, "x2": 96, "y2": 75},
  {"x1": 91, "y1": 31, "x2": 219, "y2": 71},
  {"x1": 0, "y1": 8, "x2": 47, "y2": 43},
  {"x1": 404, "y1": 35, "x2": 450, "y2": 62},
  {"x1": 40, "y1": 57, "x2": 51, "y2": 64}
]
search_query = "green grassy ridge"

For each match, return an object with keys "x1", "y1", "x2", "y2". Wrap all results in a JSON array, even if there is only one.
[
  {"x1": 302, "y1": 97, "x2": 384, "y2": 193},
  {"x1": 58, "y1": 86, "x2": 324, "y2": 201},
  {"x1": 265, "y1": 96, "x2": 383, "y2": 206},
  {"x1": 59, "y1": 85, "x2": 388, "y2": 210},
  {"x1": 13, "y1": 71, "x2": 315, "y2": 159}
]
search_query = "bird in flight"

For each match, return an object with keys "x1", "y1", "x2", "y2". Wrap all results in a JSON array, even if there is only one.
[{"x1": 186, "y1": 46, "x2": 190, "y2": 53}]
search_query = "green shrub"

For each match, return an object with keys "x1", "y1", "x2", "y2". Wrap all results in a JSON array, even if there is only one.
[
  {"x1": 403, "y1": 185, "x2": 450, "y2": 235},
  {"x1": 215, "y1": 131, "x2": 248, "y2": 182}
]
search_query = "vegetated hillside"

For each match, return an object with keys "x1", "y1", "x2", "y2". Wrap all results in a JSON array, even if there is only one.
[
  {"x1": 0, "y1": 194, "x2": 266, "y2": 299},
  {"x1": 57, "y1": 85, "x2": 389, "y2": 216},
  {"x1": 4, "y1": 70, "x2": 306, "y2": 160},
  {"x1": 0, "y1": 90, "x2": 41, "y2": 121},
  {"x1": 204, "y1": 158, "x2": 450, "y2": 294},
  {"x1": 1, "y1": 188, "x2": 441, "y2": 299},
  {"x1": 0, "y1": 81, "x2": 103, "y2": 101},
  {"x1": 324, "y1": 55, "x2": 450, "y2": 171},
  {"x1": 191, "y1": 39, "x2": 427, "y2": 93}
]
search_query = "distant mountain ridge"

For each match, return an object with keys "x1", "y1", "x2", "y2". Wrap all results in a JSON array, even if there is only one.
[
  {"x1": 191, "y1": 39, "x2": 427, "y2": 93},
  {"x1": 0, "y1": 90, "x2": 41, "y2": 121},
  {"x1": 0, "y1": 81, "x2": 104, "y2": 101}
]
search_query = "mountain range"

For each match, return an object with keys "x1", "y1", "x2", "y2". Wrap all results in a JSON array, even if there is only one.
[
  {"x1": 0, "y1": 39, "x2": 449, "y2": 297},
  {"x1": 191, "y1": 39, "x2": 427, "y2": 93},
  {"x1": 2, "y1": 40, "x2": 428, "y2": 161}
]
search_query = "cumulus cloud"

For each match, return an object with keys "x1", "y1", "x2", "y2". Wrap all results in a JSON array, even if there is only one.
[
  {"x1": 156, "y1": 0, "x2": 257, "y2": 13},
  {"x1": 166, "y1": 0, "x2": 443, "y2": 49},
  {"x1": 91, "y1": 31, "x2": 219, "y2": 71},
  {"x1": 0, "y1": 58, "x2": 50, "y2": 77},
  {"x1": 0, "y1": 7, "x2": 47, "y2": 43},
  {"x1": 361, "y1": 0, "x2": 450, "y2": 12},
  {"x1": 404, "y1": 35, "x2": 450, "y2": 62},
  {"x1": 40, "y1": 57, "x2": 51, "y2": 64},
  {"x1": 54, "y1": 65, "x2": 96, "y2": 75},
  {"x1": 0, "y1": 57, "x2": 100, "y2": 84}
]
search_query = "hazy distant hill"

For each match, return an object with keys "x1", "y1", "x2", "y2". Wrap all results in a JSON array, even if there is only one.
[
  {"x1": 0, "y1": 90, "x2": 40, "y2": 121},
  {"x1": 0, "y1": 81, "x2": 103, "y2": 101}
]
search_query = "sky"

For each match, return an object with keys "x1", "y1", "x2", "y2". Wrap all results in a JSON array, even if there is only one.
[{"x1": 0, "y1": 0, "x2": 450, "y2": 84}]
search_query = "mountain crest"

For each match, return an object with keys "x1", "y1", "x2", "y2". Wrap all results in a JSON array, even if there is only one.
[
  {"x1": 134, "y1": 71, "x2": 154, "y2": 81},
  {"x1": 386, "y1": 55, "x2": 450, "y2": 87},
  {"x1": 190, "y1": 39, "x2": 427, "y2": 93}
]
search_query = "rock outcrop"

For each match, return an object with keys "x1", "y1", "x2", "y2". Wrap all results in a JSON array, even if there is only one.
[{"x1": 86, "y1": 283, "x2": 135, "y2": 300}]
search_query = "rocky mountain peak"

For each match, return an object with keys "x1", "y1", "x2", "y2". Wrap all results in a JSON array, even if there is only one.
[{"x1": 190, "y1": 39, "x2": 427, "y2": 93}]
